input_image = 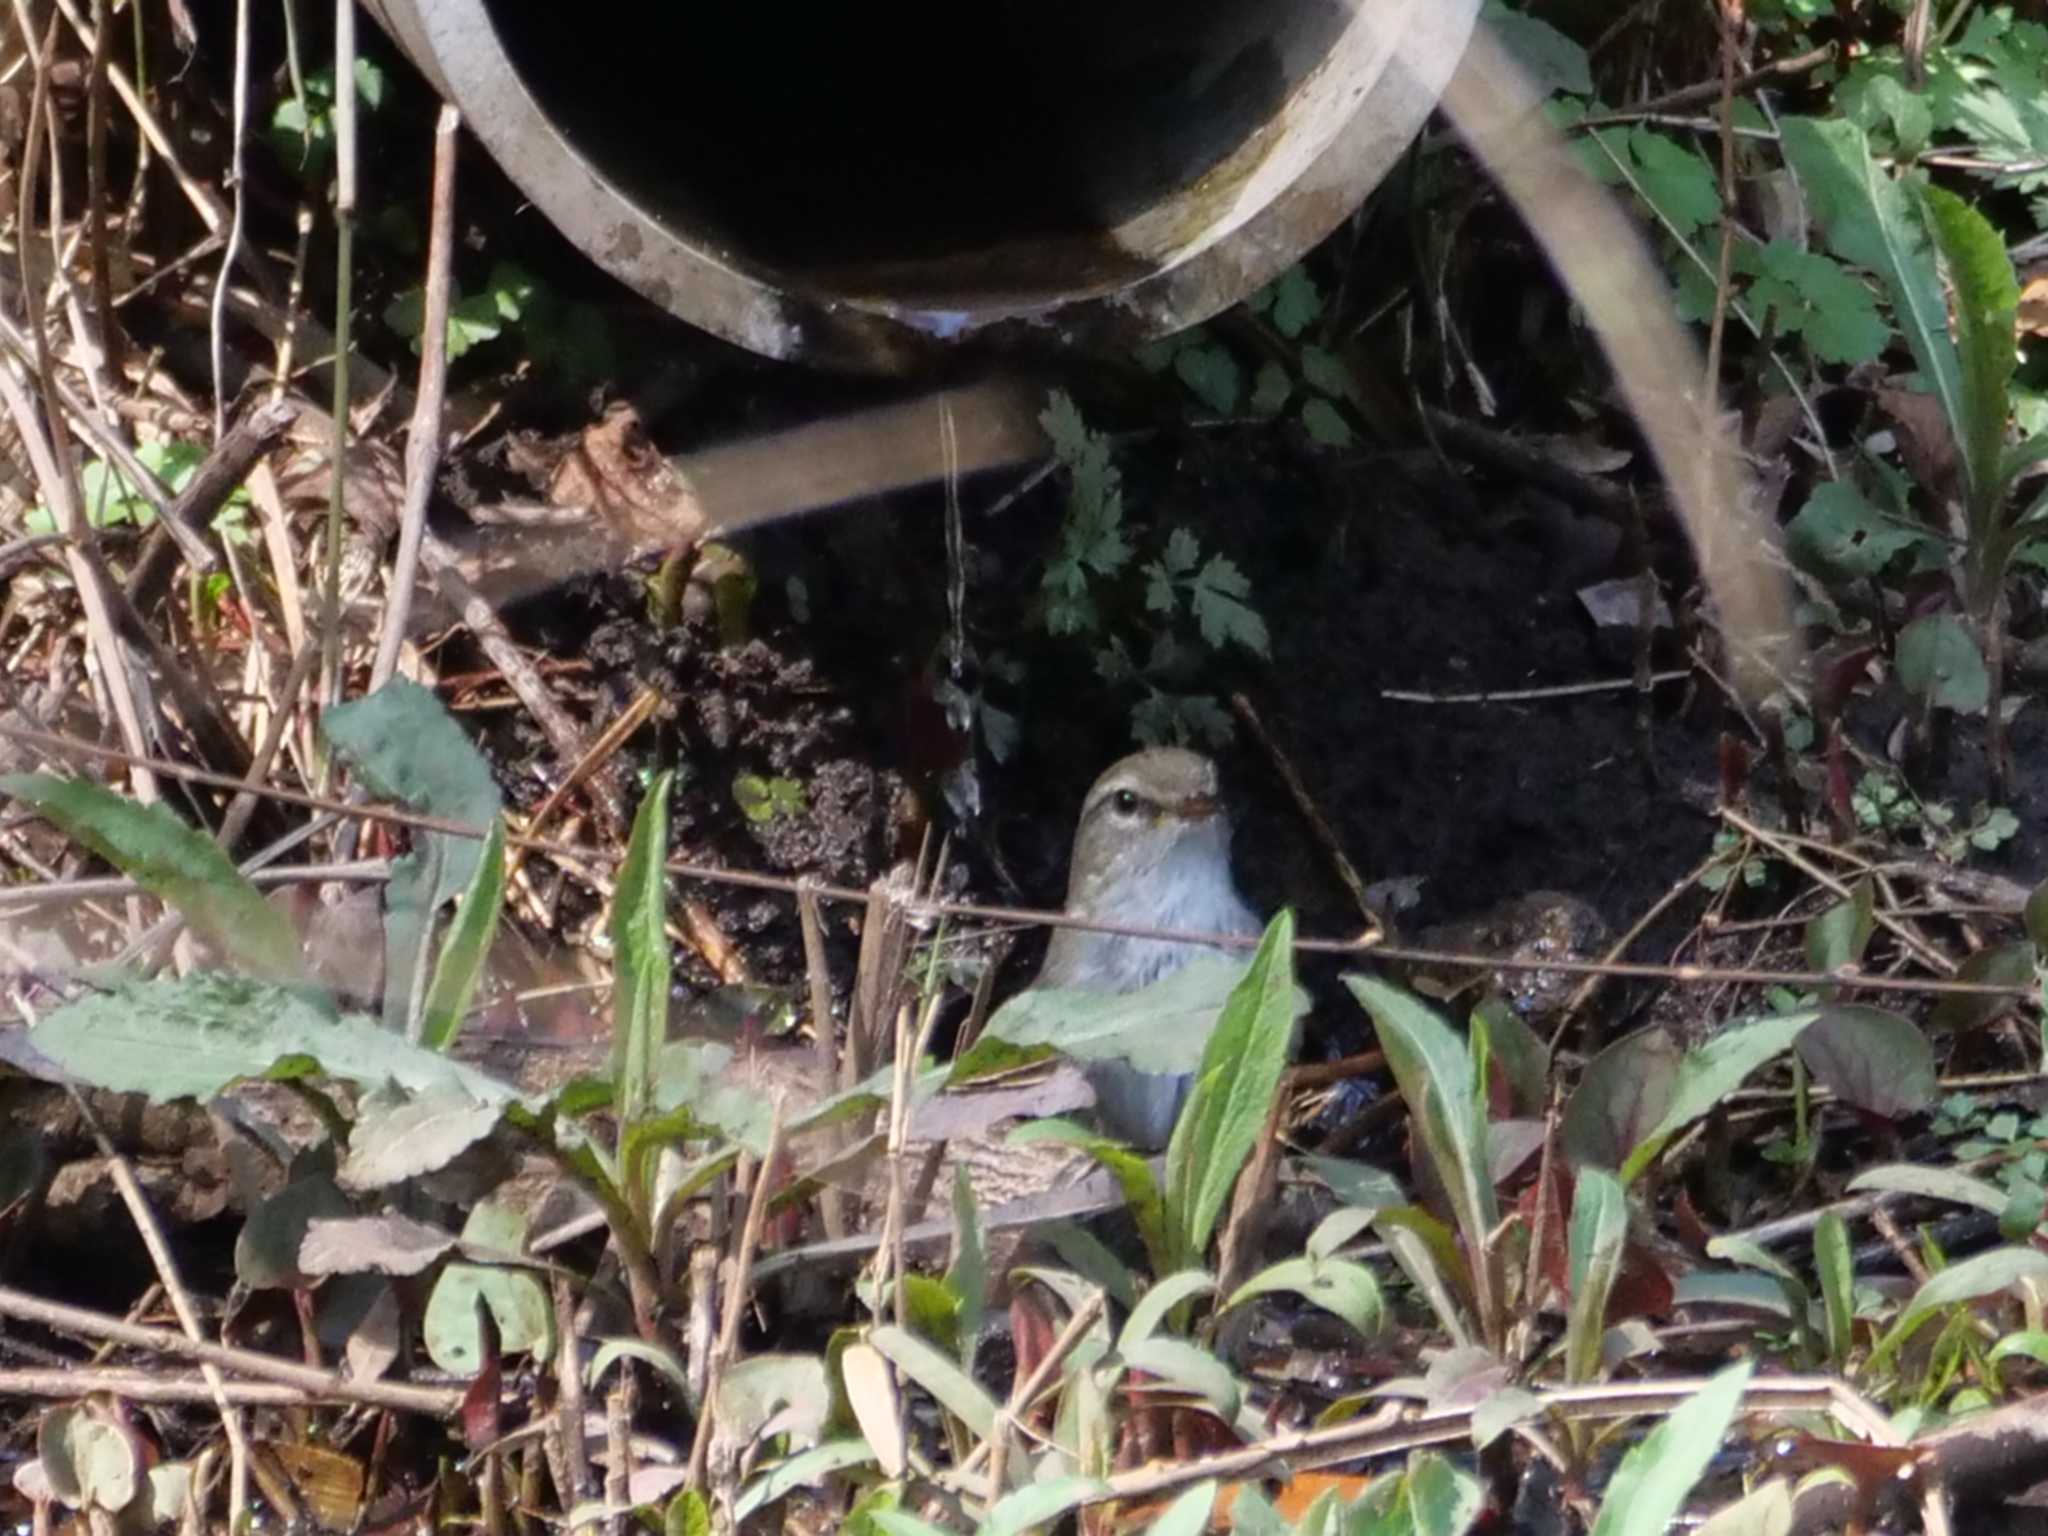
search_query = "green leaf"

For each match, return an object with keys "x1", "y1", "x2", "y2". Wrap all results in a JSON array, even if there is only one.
[
  {"x1": 946, "y1": 1164, "x2": 986, "y2": 1368},
  {"x1": 1174, "y1": 342, "x2": 1242, "y2": 415},
  {"x1": 1618, "y1": 1013, "x2": 1814, "y2": 1184},
  {"x1": 1921, "y1": 184, "x2": 2019, "y2": 525},
  {"x1": 1742, "y1": 242, "x2": 1891, "y2": 366},
  {"x1": 972, "y1": 954, "x2": 1289, "y2": 1081},
  {"x1": 1485, "y1": 3, "x2": 1592, "y2": 96},
  {"x1": 1814, "y1": 1210, "x2": 1854, "y2": 1366},
  {"x1": 1189, "y1": 555, "x2": 1269, "y2": 656},
  {"x1": 1118, "y1": 1270, "x2": 1216, "y2": 1351},
  {"x1": 1268, "y1": 265, "x2": 1324, "y2": 339},
  {"x1": 1348, "y1": 1449, "x2": 1484, "y2": 1536},
  {"x1": 732, "y1": 1439, "x2": 873, "y2": 1525},
  {"x1": 1587, "y1": 1362, "x2": 1755, "y2": 1536},
  {"x1": 1346, "y1": 976, "x2": 1497, "y2": 1264},
  {"x1": 236, "y1": 1172, "x2": 350, "y2": 1290},
  {"x1": 1224, "y1": 1253, "x2": 1382, "y2": 1337},
  {"x1": 1896, "y1": 613, "x2": 1989, "y2": 713},
  {"x1": 1120, "y1": 1336, "x2": 1240, "y2": 1419},
  {"x1": 1784, "y1": 481, "x2": 1939, "y2": 581},
  {"x1": 867, "y1": 1324, "x2": 999, "y2": 1440},
  {"x1": 323, "y1": 679, "x2": 502, "y2": 1034},
  {"x1": 1780, "y1": 118, "x2": 1963, "y2": 496},
  {"x1": 420, "y1": 817, "x2": 506, "y2": 1052},
  {"x1": 1626, "y1": 127, "x2": 1720, "y2": 238},
  {"x1": 586, "y1": 1336, "x2": 692, "y2": 1396},
  {"x1": 2025, "y1": 876, "x2": 2048, "y2": 951},
  {"x1": 1248, "y1": 362, "x2": 1293, "y2": 416},
  {"x1": 337, "y1": 1082, "x2": 503, "y2": 1191},
  {"x1": 0, "y1": 774, "x2": 300, "y2": 980},
  {"x1": 1564, "y1": 1168, "x2": 1627, "y2": 1384},
  {"x1": 1299, "y1": 397, "x2": 1354, "y2": 449},
  {"x1": 422, "y1": 1201, "x2": 554, "y2": 1374},
  {"x1": 1012, "y1": 1120, "x2": 1174, "y2": 1275},
  {"x1": 1873, "y1": 1246, "x2": 2048, "y2": 1368},
  {"x1": 1166, "y1": 912, "x2": 1300, "y2": 1264},
  {"x1": 984, "y1": 1478, "x2": 1112, "y2": 1536},
  {"x1": 1932, "y1": 941, "x2": 2033, "y2": 1034},
  {"x1": 613, "y1": 773, "x2": 674, "y2": 1127},
  {"x1": 1804, "y1": 877, "x2": 1875, "y2": 976},
  {"x1": 1137, "y1": 1481, "x2": 1216, "y2": 1536},
  {"x1": 1795, "y1": 1004, "x2": 1936, "y2": 1119},
  {"x1": 1298, "y1": 345, "x2": 1356, "y2": 404},
  {"x1": 1848, "y1": 1162, "x2": 2011, "y2": 1215},
  {"x1": 31, "y1": 974, "x2": 517, "y2": 1104}
]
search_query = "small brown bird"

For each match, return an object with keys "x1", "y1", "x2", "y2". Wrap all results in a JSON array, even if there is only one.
[{"x1": 1034, "y1": 748, "x2": 1261, "y2": 1146}]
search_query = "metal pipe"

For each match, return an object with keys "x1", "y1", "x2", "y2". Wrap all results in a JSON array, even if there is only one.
[{"x1": 361, "y1": 0, "x2": 1479, "y2": 371}]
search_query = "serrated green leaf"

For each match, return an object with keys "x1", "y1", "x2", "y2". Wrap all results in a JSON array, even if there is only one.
[
  {"x1": 1174, "y1": 342, "x2": 1242, "y2": 415},
  {"x1": 1626, "y1": 127, "x2": 1720, "y2": 237},
  {"x1": 1268, "y1": 266, "x2": 1324, "y2": 339},
  {"x1": 1300, "y1": 397, "x2": 1354, "y2": 448}
]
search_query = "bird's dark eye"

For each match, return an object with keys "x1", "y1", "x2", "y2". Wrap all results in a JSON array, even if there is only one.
[{"x1": 1110, "y1": 789, "x2": 1143, "y2": 816}]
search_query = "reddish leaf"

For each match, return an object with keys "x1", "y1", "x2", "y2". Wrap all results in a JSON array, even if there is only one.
[
  {"x1": 1718, "y1": 734, "x2": 1751, "y2": 807},
  {"x1": 459, "y1": 1295, "x2": 502, "y2": 1451},
  {"x1": 1824, "y1": 726, "x2": 1856, "y2": 839}
]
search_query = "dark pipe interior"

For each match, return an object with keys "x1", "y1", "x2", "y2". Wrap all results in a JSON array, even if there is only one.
[{"x1": 488, "y1": 1, "x2": 1348, "y2": 286}]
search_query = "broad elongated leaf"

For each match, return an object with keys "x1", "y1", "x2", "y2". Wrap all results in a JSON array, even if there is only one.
[
  {"x1": 1779, "y1": 119, "x2": 1962, "y2": 489},
  {"x1": 1874, "y1": 1247, "x2": 2048, "y2": 1368},
  {"x1": 947, "y1": 1164, "x2": 986, "y2": 1369},
  {"x1": 420, "y1": 816, "x2": 506, "y2": 1051},
  {"x1": 1010, "y1": 1119, "x2": 1171, "y2": 1274},
  {"x1": 971, "y1": 953, "x2": 1304, "y2": 1080},
  {"x1": 1347, "y1": 976, "x2": 1496, "y2": 1271},
  {"x1": 732, "y1": 1439, "x2": 872, "y2": 1525},
  {"x1": 1349, "y1": 1450, "x2": 1484, "y2": 1536},
  {"x1": 1224, "y1": 1254, "x2": 1382, "y2": 1337},
  {"x1": 322, "y1": 679, "x2": 501, "y2": 1033},
  {"x1": 0, "y1": 774, "x2": 299, "y2": 979},
  {"x1": 1815, "y1": 1211, "x2": 1854, "y2": 1367},
  {"x1": 1619, "y1": 1013, "x2": 1814, "y2": 1184},
  {"x1": 1932, "y1": 942, "x2": 2033, "y2": 1035},
  {"x1": 1795, "y1": 1005, "x2": 1935, "y2": 1119},
  {"x1": 1565, "y1": 1168, "x2": 1627, "y2": 1384},
  {"x1": 1804, "y1": 878, "x2": 1874, "y2": 977},
  {"x1": 868, "y1": 1324, "x2": 999, "y2": 1441},
  {"x1": 1848, "y1": 1162, "x2": 2010, "y2": 1214},
  {"x1": 1563, "y1": 1027, "x2": 1683, "y2": 1172},
  {"x1": 613, "y1": 772, "x2": 673, "y2": 1126},
  {"x1": 237, "y1": 1173, "x2": 350, "y2": 1289},
  {"x1": 32, "y1": 974, "x2": 518, "y2": 1104},
  {"x1": 1920, "y1": 184, "x2": 2018, "y2": 536},
  {"x1": 1119, "y1": 1270, "x2": 1216, "y2": 1352},
  {"x1": 1119, "y1": 1336, "x2": 1240, "y2": 1420},
  {"x1": 837, "y1": 1342, "x2": 904, "y2": 1477},
  {"x1": 338, "y1": 1083, "x2": 502, "y2": 1190},
  {"x1": 1166, "y1": 912, "x2": 1300, "y2": 1265},
  {"x1": 1588, "y1": 1361, "x2": 1755, "y2": 1536},
  {"x1": 984, "y1": 1478, "x2": 1113, "y2": 1536}
]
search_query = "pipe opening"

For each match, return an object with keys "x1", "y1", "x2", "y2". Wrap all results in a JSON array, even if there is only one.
[{"x1": 488, "y1": 0, "x2": 1357, "y2": 299}]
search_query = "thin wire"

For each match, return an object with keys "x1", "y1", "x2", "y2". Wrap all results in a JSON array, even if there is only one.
[{"x1": 0, "y1": 721, "x2": 2034, "y2": 1000}]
